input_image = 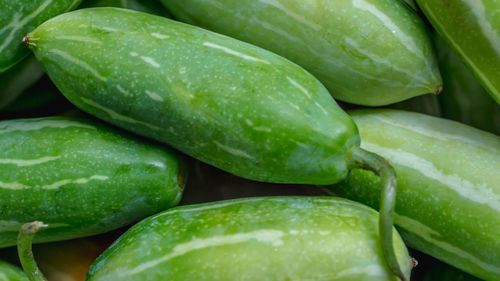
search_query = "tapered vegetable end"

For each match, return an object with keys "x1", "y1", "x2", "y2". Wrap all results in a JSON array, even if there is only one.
[
  {"x1": 347, "y1": 147, "x2": 407, "y2": 281},
  {"x1": 17, "y1": 221, "x2": 48, "y2": 281}
]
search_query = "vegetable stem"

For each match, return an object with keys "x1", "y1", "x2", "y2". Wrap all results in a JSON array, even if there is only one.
[
  {"x1": 17, "y1": 221, "x2": 48, "y2": 281},
  {"x1": 348, "y1": 147, "x2": 406, "y2": 281}
]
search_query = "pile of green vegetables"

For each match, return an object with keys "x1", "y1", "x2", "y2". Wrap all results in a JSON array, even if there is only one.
[{"x1": 1, "y1": 0, "x2": 499, "y2": 280}]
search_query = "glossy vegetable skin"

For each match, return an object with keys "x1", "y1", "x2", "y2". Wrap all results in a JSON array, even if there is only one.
[
  {"x1": 25, "y1": 9, "x2": 407, "y2": 278},
  {"x1": 0, "y1": 260, "x2": 28, "y2": 281},
  {"x1": 87, "y1": 197, "x2": 411, "y2": 281},
  {"x1": 26, "y1": 7, "x2": 358, "y2": 185},
  {"x1": 0, "y1": 0, "x2": 82, "y2": 73},
  {"x1": 434, "y1": 33, "x2": 500, "y2": 135},
  {"x1": 334, "y1": 109, "x2": 500, "y2": 281},
  {"x1": 416, "y1": 0, "x2": 500, "y2": 105},
  {"x1": 161, "y1": 0, "x2": 442, "y2": 106},
  {"x1": 0, "y1": 117, "x2": 185, "y2": 248}
]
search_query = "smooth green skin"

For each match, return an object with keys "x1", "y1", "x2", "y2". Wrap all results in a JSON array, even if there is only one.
[
  {"x1": 389, "y1": 94, "x2": 441, "y2": 117},
  {"x1": 434, "y1": 33, "x2": 500, "y2": 135},
  {"x1": 0, "y1": 260, "x2": 28, "y2": 281},
  {"x1": 0, "y1": 117, "x2": 185, "y2": 248},
  {"x1": 80, "y1": 0, "x2": 171, "y2": 17},
  {"x1": 27, "y1": 8, "x2": 358, "y2": 185},
  {"x1": 0, "y1": 0, "x2": 82, "y2": 73},
  {"x1": 416, "y1": 0, "x2": 500, "y2": 105},
  {"x1": 87, "y1": 197, "x2": 411, "y2": 281},
  {"x1": 422, "y1": 262, "x2": 481, "y2": 281},
  {"x1": 0, "y1": 56, "x2": 45, "y2": 111},
  {"x1": 333, "y1": 109, "x2": 500, "y2": 281},
  {"x1": 160, "y1": 0, "x2": 441, "y2": 106}
]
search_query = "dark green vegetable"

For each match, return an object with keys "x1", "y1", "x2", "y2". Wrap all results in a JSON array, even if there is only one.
[
  {"x1": 25, "y1": 8, "x2": 407, "y2": 278},
  {"x1": 416, "y1": 0, "x2": 500, "y2": 105},
  {"x1": 87, "y1": 197, "x2": 412, "y2": 281},
  {"x1": 434, "y1": 33, "x2": 500, "y2": 135},
  {"x1": 0, "y1": 117, "x2": 185, "y2": 248},
  {"x1": 0, "y1": 0, "x2": 82, "y2": 73},
  {"x1": 0, "y1": 56, "x2": 44, "y2": 112},
  {"x1": 334, "y1": 109, "x2": 500, "y2": 281}
]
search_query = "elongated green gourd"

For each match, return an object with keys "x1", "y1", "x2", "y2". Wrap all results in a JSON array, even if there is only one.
[
  {"x1": 0, "y1": 0, "x2": 82, "y2": 73},
  {"x1": 0, "y1": 117, "x2": 185, "y2": 248},
  {"x1": 25, "y1": 9, "x2": 407, "y2": 278},
  {"x1": 416, "y1": 0, "x2": 500, "y2": 105},
  {"x1": 0, "y1": 56, "x2": 45, "y2": 111},
  {"x1": 434, "y1": 33, "x2": 500, "y2": 135},
  {"x1": 86, "y1": 197, "x2": 411, "y2": 281},
  {"x1": 333, "y1": 109, "x2": 500, "y2": 281},
  {"x1": 0, "y1": 260, "x2": 28, "y2": 281},
  {"x1": 160, "y1": 0, "x2": 442, "y2": 106}
]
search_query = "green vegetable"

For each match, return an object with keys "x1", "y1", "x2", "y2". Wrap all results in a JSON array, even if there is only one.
[
  {"x1": 416, "y1": 0, "x2": 500, "y2": 105},
  {"x1": 434, "y1": 33, "x2": 500, "y2": 135},
  {"x1": 333, "y1": 109, "x2": 500, "y2": 281},
  {"x1": 0, "y1": 259, "x2": 28, "y2": 281},
  {"x1": 160, "y1": 0, "x2": 442, "y2": 106},
  {"x1": 0, "y1": 56, "x2": 44, "y2": 112},
  {"x1": 80, "y1": 0, "x2": 171, "y2": 17},
  {"x1": 0, "y1": 0, "x2": 82, "y2": 73},
  {"x1": 25, "y1": 8, "x2": 407, "y2": 278},
  {"x1": 87, "y1": 197, "x2": 412, "y2": 281},
  {"x1": 0, "y1": 117, "x2": 186, "y2": 248}
]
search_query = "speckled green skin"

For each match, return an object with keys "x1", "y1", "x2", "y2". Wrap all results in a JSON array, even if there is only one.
[
  {"x1": 0, "y1": 0, "x2": 82, "y2": 73},
  {"x1": 0, "y1": 56, "x2": 44, "y2": 111},
  {"x1": 160, "y1": 0, "x2": 441, "y2": 106},
  {"x1": 434, "y1": 34, "x2": 500, "y2": 135},
  {"x1": 0, "y1": 260, "x2": 28, "y2": 281},
  {"x1": 87, "y1": 197, "x2": 411, "y2": 281},
  {"x1": 333, "y1": 109, "x2": 500, "y2": 281},
  {"x1": 27, "y1": 8, "x2": 359, "y2": 185},
  {"x1": 416, "y1": 0, "x2": 500, "y2": 105},
  {"x1": 0, "y1": 117, "x2": 185, "y2": 248},
  {"x1": 80, "y1": 0, "x2": 171, "y2": 17}
]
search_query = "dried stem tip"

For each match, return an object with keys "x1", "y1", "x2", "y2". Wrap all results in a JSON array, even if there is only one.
[{"x1": 22, "y1": 36, "x2": 29, "y2": 47}]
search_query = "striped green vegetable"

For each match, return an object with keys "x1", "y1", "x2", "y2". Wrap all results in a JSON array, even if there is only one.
[
  {"x1": 87, "y1": 197, "x2": 412, "y2": 281},
  {"x1": 0, "y1": 260, "x2": 28, "y2": 281},
  {"x1": 434, "y1": 33, "x2": 500, "y2": 135},
  {"x1": 0, "y1": 117, "x2": 185, "y2": 248},
  {"x1": 80, "y1": 0, "x2": 171, "y2": 17},
  {"x1": 416, "y1": 0, "x2": 500, "y2": 105},
  {"x1": 0, "y1": 0, "x2": 82, "y2": 73},
  {"x1": 333, "y1": 109, "x2": 500, "y2": 281},
  {"x1": 25, "y1": 9, "x2": 411, "y2": 278},
  {"x1": 0, "y1": 56, "x2": 44, "y2": 112},
  {"x1": 160, "y1": 0, "x2": 442, "y2": 106}
]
